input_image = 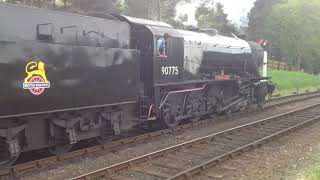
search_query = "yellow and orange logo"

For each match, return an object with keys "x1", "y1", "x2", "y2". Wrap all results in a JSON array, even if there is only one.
[{"x1": 23, "y1": 61, "x2": 50, "y2": 95}]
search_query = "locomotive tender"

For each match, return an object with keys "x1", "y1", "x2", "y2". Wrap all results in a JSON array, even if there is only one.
[{"x1": 0, "y1": 3, "x2": 268, "y2": 165}]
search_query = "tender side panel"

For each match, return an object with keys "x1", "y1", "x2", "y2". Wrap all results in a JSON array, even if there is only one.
[{"x1": 0, "y1": 4, "x2": 140, "y2": 116}]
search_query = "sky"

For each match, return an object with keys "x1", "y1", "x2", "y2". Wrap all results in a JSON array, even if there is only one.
[{"x1": 176, "y1": 0, "x2": 257, "y2": 26}]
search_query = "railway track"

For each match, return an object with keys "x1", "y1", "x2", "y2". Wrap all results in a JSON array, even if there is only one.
[
  {"x1": 72, "y1": 103, "x2": 320, "y2": 180},
  {"x1": 266, "y1": 90, "x2": 320, "y2": 107},
  {"x1": 0, "y1": 91, "x2": 319, "y2": 178}
]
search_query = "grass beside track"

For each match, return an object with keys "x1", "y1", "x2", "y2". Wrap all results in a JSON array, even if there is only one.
[
  {"x1": 268, "y1": 69, "x2": 320, "y2": 96},
  {"x1": 300, "y1": 165, "x2": 320, "y2": 180},
  {"x1": 306, "y1": 167, "x2": 320, "y2": 180}
]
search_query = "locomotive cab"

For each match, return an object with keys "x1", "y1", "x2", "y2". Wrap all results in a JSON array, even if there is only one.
[{"x1": 114, "y1": 15, "x2": 185, "y2": 96}]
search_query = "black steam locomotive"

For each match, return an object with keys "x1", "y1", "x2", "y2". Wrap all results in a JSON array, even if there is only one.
[{"x1": 0, "y1": 3, "x2": 268, "y2": 165}]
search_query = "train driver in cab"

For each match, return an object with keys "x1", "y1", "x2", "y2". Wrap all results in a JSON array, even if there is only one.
[{"x1": 156, "y1": 33, "x2": 170, "y2": 58}]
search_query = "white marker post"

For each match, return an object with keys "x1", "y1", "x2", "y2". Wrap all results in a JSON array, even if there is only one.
[{"x1": 263, "y1": 51, "x2": 268, "y2": 77}]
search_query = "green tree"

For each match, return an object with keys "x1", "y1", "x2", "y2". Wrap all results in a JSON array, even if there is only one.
[
  {"x1": 71, "y1": 0, "x2": 118, "y2": 13},
  {"x1": 263, "y1": 0, "x2": 320, "y2": 73},
  {"x1": 113, "y1": 0, "x2": 127, "y2": 14},
  {"x1": 5, "y1": 0, "x2": 54, "y2": 8},
  {"x1": 123, "y1": 0, "x2": 150, "y2": 19},
  {"x1": 122, "y1": 0, "x2": 188, "y2": 28},
  {"x1": 195, "y1": 2, "x2": 237, "y2": 35},
  {"x1": 195, "y1": 3, "x2": 215, "y2": 28},
  {"x1": 247, "y1": 0, "x2": 281, "y2": 40},
  {"x1": 161, "y1": 0, "x2": 189, "y2": 27}
]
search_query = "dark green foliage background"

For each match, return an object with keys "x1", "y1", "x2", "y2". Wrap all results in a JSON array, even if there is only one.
[{"x1": 248, "y1": 0, "x2": 320, "y2": 74}]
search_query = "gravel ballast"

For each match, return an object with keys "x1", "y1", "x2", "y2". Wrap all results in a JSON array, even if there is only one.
[
  {"x1": 195, "y1": 115, "x2": 320, "y2": 180},
  {"x1": 24, "y1": 97, "x2": 320, "y2": 180}
]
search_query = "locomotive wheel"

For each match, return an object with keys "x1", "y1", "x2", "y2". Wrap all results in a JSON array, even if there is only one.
[
  {"x1": 96, "y1": 136, "x2": 117, "y2": 145},
  {"x1": 96, "y1": 114, "x2": 120, "y2": 144},
  {"x1": 257, "y1": 100, "x2": 266, "y2": 110},
  {"x1": 96, "y1": 128, "x2": 120, "y2": 145},
  {"x1": 0, "y1": 154, "x2": 20, "y2": 167},
  {"x1": 48, "y1": 124, "x2": 73, "y2": 155},
  {"x1": 0, "y1": 138, "x2": 20, "y2": 167},
  {"x1": 161, "y1": 95, "x2": 183, "y2": 128},
  {"x1": 206, "y1": 96, "x2": 219, "y2": 118},
  {"x1": 186, "y1": 94, "x2": 205, "y2": 123},
  {"x1": 48, "y1": 144, "x2": 73, "y2": 155},
  {"x1": 161, "y1": 103, "x2": 179, "y2": 128},
  {"x1": 161, "y1": 95, "x2": 185, "y2": 128}
]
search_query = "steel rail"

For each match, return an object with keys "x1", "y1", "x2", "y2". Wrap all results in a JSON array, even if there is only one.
[
  {"x1": 0, "y1": 91, "x2": 319, "y2": 178},
  {"x1": 71, "y1": 103, "x2": 320, "y2": 180}
]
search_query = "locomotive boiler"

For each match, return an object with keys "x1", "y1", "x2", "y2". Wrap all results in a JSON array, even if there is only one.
[{"x1": 0, "y1": 3, "x2": 268, "y2": 166}]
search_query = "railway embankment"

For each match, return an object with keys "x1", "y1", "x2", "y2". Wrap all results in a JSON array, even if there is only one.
[
  {"x1": 270, "y1": 69, "x2": 320, "y2": 96},
  {"x1": 199, "y1": 117, "x2": 320, "y2": 180},
  {"x1": 296, "y1": 153, "x2": 320, "y2": 180},
  {"x1": 19, "y1": 93, "x2": 320, "y2": 179}
]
